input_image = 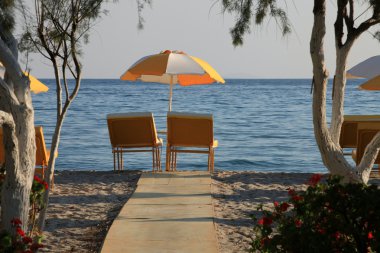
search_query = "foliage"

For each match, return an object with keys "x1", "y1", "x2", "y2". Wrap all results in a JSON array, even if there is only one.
[
  {"x1": 251, "y1": 175, "x2": 380, "y2": 253},
  {"x1": 220, "y1": 0, "x2": 290, "y2": 46},
  {"x1": 0, "y1": 219, "x2": 43, "y2": 253},
  {"x1": 136, "y1": 0, "x2": 152, "y2": 29},
  {"x1": 0, "y1": 0, "x2": 16, "y2": 32},
  {"x1": 19, "y1": 0, "x2": 107, "y2": 58},
  {"x1": 0, "y1": 176, "x2": 47, "y2": 252},
  {"x1": 29, "y1": 176, "x2": 48, "y2": 235}
]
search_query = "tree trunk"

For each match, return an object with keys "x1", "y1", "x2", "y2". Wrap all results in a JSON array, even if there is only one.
[
  {"x1": 37, "y1": 72, "x2": 81, "y2": 231},
  {"x1": 36, "y1": 113, "x2": 64, "y2": 231},
  {"x1": 329, "y1": 45, "x2": 352, "y2": 144},
  {"x1": 0, "y1": 34, "x2": 36, "y2": 231},
  {"x1": 1, "y1": 106, "x2": 35, "y2": 232},
  {"x1": 310, "y1": 0, "x2": 360, "y2": 183}
]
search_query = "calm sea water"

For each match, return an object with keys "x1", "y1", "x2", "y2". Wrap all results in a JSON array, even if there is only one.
[{"x1": 33, "y1": 79, "x2": 376, "y2": 173}]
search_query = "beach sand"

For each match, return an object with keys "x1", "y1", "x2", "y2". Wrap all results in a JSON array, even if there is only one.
[
  {"x1": 41, "y1": 170, "x2": 141, "y2": 253},
  {"x1": 211, "y1": 171, "x2": 312, "y2": 253},
  {"x1": 40, "y1": 170, "x2": 379, "y2": 252}
]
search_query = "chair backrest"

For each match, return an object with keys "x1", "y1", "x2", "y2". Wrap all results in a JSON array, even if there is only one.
[
  {"x1": 35, "y1": 126, "x2": 49, "y2": 167},
  {"x1": 107, "y1": 112, "x2": 159, "y2": 148},
  {"x1": 167, "y1": 112, "x2": 214, "y2": 147},
  {"x1": 0, "y1": 126, "x2": 48, "y2": 166},
  {"x1": 340, "y1": 115, "x2": 380, "y2": 148},
  {"x1": 355, "y1": 122, "x2": 380, "y2": 165}
]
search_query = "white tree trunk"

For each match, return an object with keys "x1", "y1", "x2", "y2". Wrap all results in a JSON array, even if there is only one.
[
  {"x1": 310, "y1": 0, "x2": 360, "y2": 183},
  {"x1": 0, "y1": 106, "x2": 35, "y2": 232},
  {"x1": 329, "y1": 45, "x2": 352, "y2": 144},
  {"x1": 0, "y1": 80, "x2": 35, "y2": 233},
  {"x1": 0, "y1": 31, "x2": 36, "y2": 232}
]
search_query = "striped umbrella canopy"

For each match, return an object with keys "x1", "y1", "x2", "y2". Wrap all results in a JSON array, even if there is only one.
[
  {"x1": 0, "y1": 62, "x2": 49, "y2": 94},
  {"x1": 347, "y1": 55, "x2": 380, "y2": 90},
  {"x1": 120, "y1": 50, "x2": 225, "y2": 111}
]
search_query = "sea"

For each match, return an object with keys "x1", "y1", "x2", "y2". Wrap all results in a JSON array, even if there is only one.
[{"x1": 33, "y1": 79, "x2": 377, "y2": 173}]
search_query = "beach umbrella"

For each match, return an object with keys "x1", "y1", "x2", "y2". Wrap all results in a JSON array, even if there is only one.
[
  {"x1": 347, "y1": 55, "x2": 380, "y2": 90},
  {"x1": 25, "y1": 73, "x2": 49, "y2": 94},
  {"x1": 120, "y1": 50, "x2": 225, "y2": 111},
  {"x1": 0, "y1": 62, "x2": 49, "y2": 94}
]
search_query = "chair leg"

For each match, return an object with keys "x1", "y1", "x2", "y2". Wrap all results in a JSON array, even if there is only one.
[
  {"x1": 152, "y1": 148, "x2": 156, "y2": 172},
  {"x1": 155, "y1": 147, "x2": 159, "y2": 172},
  {"x1": 153, "y1": 146, "x2": 161, "y2": 172},
  {"x1": 116, "y1": 148, "x2": 119, "y2": 171},
  {"x1": 113, "y1": 149, "x2": 116, "y2": 171},
  {"x1": 173, "y1": 150, "x2": 177, "y2": 171},
  {"x1": 211, "y1": 149, "x2": 215, "y2": 173},
  {"x1": 207, "y1": 150, "x2": 211, "y2": 172},
  {"x1": 166, "y1": 145, "x2": 171, "y2": 171},
  {"x1": 121, "y1": 149, "x2": 123, "y2": 171},
  {"x1": 169, "y1": 148, "x2": 175, "y2": 171},
  {"x1": 158, "y1": 146, "x2": 162, "y2": 172}
]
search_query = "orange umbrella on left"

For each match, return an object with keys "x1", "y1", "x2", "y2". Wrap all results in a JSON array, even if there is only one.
[
  {"x1": 0, "y1": 62, "x2": 48, "y2": 94},
  {"x1": 25, "y1": 72, "x2": 49, "y2": 94}
]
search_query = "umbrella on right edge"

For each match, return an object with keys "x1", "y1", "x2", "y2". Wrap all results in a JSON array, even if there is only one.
[{"x1": 347, "y1": 55, "x2": 380, "y2": 90}]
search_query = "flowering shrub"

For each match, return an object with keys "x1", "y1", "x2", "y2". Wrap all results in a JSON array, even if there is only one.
[
  {"x1": 0, "y1": 176, "x2": 47, "y2": 252},
  {"x1": 251, "y1": 174, "x2": 380, "y2": 252},
  {"x1": 0, "y1": 219, "x2": 43, "y2": 253},
  {"x1": 29, "y1": 176, "x2": 48, "y2": 235}
]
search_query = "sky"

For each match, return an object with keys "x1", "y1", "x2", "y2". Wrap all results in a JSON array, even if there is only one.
[{"x1": 27, "y1": 0, "x2": 380, "y2": 79}]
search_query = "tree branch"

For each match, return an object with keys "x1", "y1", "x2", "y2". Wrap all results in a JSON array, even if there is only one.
[
  {"x1": 334, "y1": 0, "x2": 348, "y2": 48},
  {"x1": 357, "y1": 132, "x2": 380, "y2": 183},
  {"x1": 354, "y1": 18, "x2": 380, "y2": 38}
]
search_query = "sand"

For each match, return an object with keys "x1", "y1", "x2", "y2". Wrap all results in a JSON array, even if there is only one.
[
  {"x1": 41, "y1": 170, "x2": 141, "y2": 253},
  {"x1": 211, "y1": 171, "x2": 312, "y2": 253},
  {"x1": 40, "y1": 170, "x2": 379, "y2": 253}
]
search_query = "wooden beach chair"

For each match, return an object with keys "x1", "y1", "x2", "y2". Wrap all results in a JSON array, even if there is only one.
[
  {"x1": 106, "y1": 112, "x2": 163, "y2": 172},
  {"x1": 353, "y1": 122, "x2": 380, "y2": 177},
  {"x1": 340, "y1": 115, "x2": 380, "y2": 148},
  {"x1": 0, "y1": 126, "x2": 56, "y2": 181},
  {"x1": 35, "y1": 126, "x2": 55, "y2": 180},
  {"x1": 166, "y1": 112, "x2": 218, "y2": 172}
]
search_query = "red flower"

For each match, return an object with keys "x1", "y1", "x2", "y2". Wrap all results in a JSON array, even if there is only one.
[
  {"x1": 43, "y1": 181, "x2": 49, "y2": 190},
  {"x1": 292, "y1": 195, "x2": 303, "y2": 202},
  {"x1": 280, "y1": 202, "x2": 290, "y2": 212},
  {"x1": 34, "y1": 175, "x2": 41, "y2": 183},
  {"x1": 368, "y1": 232, "x2": 374, "y2": 239},
  {"x1": 260, "y1": 237, "x2": 271, "y2": 246},
  {"x1": 295, "y1": 219, "x2": 303, "y2": 228},
  {"x1": 317, "y1": 228, "x2": 326, "y2": 234},
  {"x1": 273, "y1": 201, "x2": 279, "y2": 207},
  {"x1": 258, "y1": 217, "x2": 273, "y2": 226},
  {"x1": 288, "y1": 188, "x2": 296, "y2": 196},
  {"x1": 333, "y1": 231, "x2": 341, "y2": 240},
  {"x1": 11, "y1": 218, "x2": 22, "y2": 226},
  {"x1": 16, "y1": 227, "x2": 25, "y2": 237},
  {"x1": 22, "y1": 236, "x2": 33, "y2": 244},
  {"x1": 30, "y1": 243, "x2": 44, "y2": 250},
  {"x1": 308, "y1": 174, "x2": 322, "y2": 187}
]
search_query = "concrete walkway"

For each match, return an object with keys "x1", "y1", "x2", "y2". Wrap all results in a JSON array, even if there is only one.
[{"x1": 101, "y1": 171, "x2": 218, "y2": 253}]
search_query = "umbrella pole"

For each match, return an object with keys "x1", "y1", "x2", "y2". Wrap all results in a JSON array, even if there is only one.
[{"x1": 169, "y1": 75, "x2": 173, "y2": 111}]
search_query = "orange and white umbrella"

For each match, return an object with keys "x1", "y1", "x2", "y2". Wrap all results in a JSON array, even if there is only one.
[
  {"x1": 120, "y1": 50, "x2": 225, "y2": 111},
  {"x1": 347, "y1": 55, "x2": 380, "y2": 90}
]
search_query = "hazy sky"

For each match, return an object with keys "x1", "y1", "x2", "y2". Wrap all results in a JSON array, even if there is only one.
[{"x1": 29, "y1": 0, "x2": 380, "y2": 79}]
